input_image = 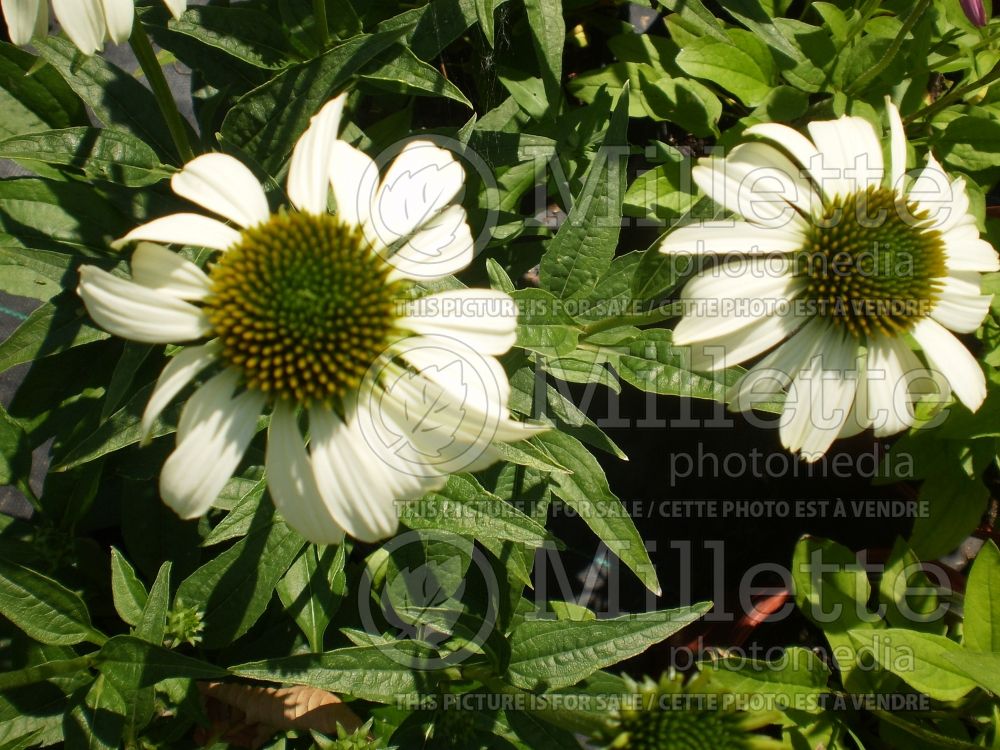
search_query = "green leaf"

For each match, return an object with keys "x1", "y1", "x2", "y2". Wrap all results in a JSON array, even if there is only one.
[
  {"x1": 202, "y1": 477, "x2": 267, "y2": 546},
  {"x1": 539, "y1": 87, "x2": 629, "y2": 299},
  {"x1": 34, "y1": 37, "x2": 180, "y2": 160},
  {"x1": 791, "y1": 536, "x2": 882, "y2": 691},
  {"x1": 623, "y1": 144, "x2": 697, "y2": 223},
  {"x1": 230, "y1": 645, "x2": 427, "y2": 703},
  {"x1": 275, "y1": 544, "x2": 346, "y2": 653},
  {"x1": 400, "y1": 474, "x2": 556, "y2": 547},
  {"x1": 0, "y1": 128, "x2": 172, "y2": 187},
  {"x1": 135, "y1": 562, "x2": 171, "y2": 645},
  {"x1": 0, "y1": 559, "x2": 101, "y2": 646},
  {"x1": 506, "y1": 605, "x2": 710, "y2": 690},
  {"x1": 475, "y1": 0, "x2": 498, "y2": 46},
  {"x1": 63, "y1": 675, "x2": 126, "y2": 750},
  {"x1": 941, "y1": 649, "x2": 1000, "y2": 694},
  {"x1": 0, "y1": 403, "x2": 30, "y2": 488},
  {"x1": 110, "y1": 548, "x2": 148, "y2": 628},
  {"x1": 220, "y1": 29, "x2": 406, "y2": 174},
  {"x1": 0, "y1": 656, "x2": 95, "y2": 692},
  {"x1": 909, "y1": 467, "x2": 989, "y2": 560},
  {"x1": 934, "y1": 115, "x2": 1000, "y2": 173},
  {"x1": 533, "y1": 431, "x2": 660, "y2": 594},
  {"x1": 523, "y1": 0, "x2": 565, "y2": 107},
  {"x1": 97, "y1": 636, "x2": 228, "y2": 689},
  {"x1": 166, "y1": 6, "x2": 297, "y2": 69},
  {"x1": 878, "y1": 538, "x2": 944, "y2": 635},
  {"x1": 175, "y1": 503, "x2": 304, "y2": 648},
  {"x1": 964, "y1": 540, "x2": 1000, "y2": 652},
  {"x1": 676, "y1": 37, "x2": 773, "y2": 106},
  {"x1": 704, "y1": 647, "x2": 831, "y2": 712},
  {"x1": 0, "y1": 43, "x2": 87, "y2": 138},
  {"x1": 361, "y1": 45, "x2": 472, "y2": 107},
  {"x1": 636, "y1": 70, "x2": 722, "y2": 137},
  {"x1": 511, "y1": 288, "x2": 580, "y2": 356},
  {"x1": 0, "y1": 243, "x2": 76, "y2": 302},
  {"x1": 848, "y1": 629, "x2": 978, "y2": 702}
]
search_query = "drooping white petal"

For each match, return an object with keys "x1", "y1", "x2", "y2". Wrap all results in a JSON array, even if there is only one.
[
  {"x1": 780, "y1": 325, "x2": 859, "y2": 460},
  {"x1": 78, "y1": 265, "x2": 211, "y2": 343},
  {"x1": 911, "y1": 317, "x2": 987, "y2": 411},
  {"x1": 267, "y1": 401, "x2": 345, "y2": 545},
  {"x1": 162, "y1": 0, "x2": 186, "y2": 20},
  {"x1": 942, "y1": 221, "x2": 1000, "y2": 272},
  {"x1": 931, "y1": 273, "x2": 993, "y2": 333},
  {"x1": 400, "y1": 289, "x2": 517, "y2": 355},
  {"x1": 864, "y1": 334, "x2": 922, "y2": 437},
  {"x1": 114, "y1": 213, "x2": 242, "y2": 251},
  {"x1": 908, "y1": 154, "x2": 969, "y2": 234},
  {"x1": 140, "y1": 341, "x2": 220, "y2": 441},
  {"x1": 2, "y1": 0, "x2": 46, "y2": 45},
  {"x1": 692, "y1": 143, "x2": 818, "y2": 226},
  {"x1": 171, "y1": 153, "x2": 270, "y2": 228},
  {"x1": 806, "y1": 116, "x2": 884, "y2": 200},
  {"x1": 674, "y1": 257, "x2": 804, "y2": 343},
  {"x1": 51, "y1": 0, "x2": 106, "y2": 54},
  {"x1": 396, "y1": 335, "x2": 512, "y2": 412},
  {"x1": 385, "y1": 204, "x2": 475, "y2": 282},
  {"x1": 100, "y1": 0, "x2": 133, "y2": 44},
  {"x1": 886, "y1": 98, "x2": 908, "y2": 191},
  {"x1": 131, "y1": 242, "x2": 211, "y2": 301},
  {"x1": 160, "y1": 369, "x2": 265, "y2": 519},
  {"x1": 659, "y1": 221, "x2": 805, "y2": 255},
  {"x1": 329, "y1": 139, "x2": 379, "y2": 228},
  {"x1": 309, "y1": 406, "x2": 412, "y2": 543},
  {"x1": 683, "y1": 302, "x2": 807, "y2": 371},
  {"x1": 287, "y1": 95, "x2": 346, "y2": 215},
  {"x1": 365, "y1": 140, "x2": 465, "y2": 248},
  {"x1": 728, "y1": 318, "x2": 830, "y2": 410},
  {"x1": 744, "y1": 122, "x2": 825, "y2": 188},
  {"x1": 838, "y1": 348, "x2": 870, "y2": 439}
]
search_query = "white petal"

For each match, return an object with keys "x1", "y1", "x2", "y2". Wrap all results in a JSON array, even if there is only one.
[
  {"x1": 780, "y1": 326, "x2": 859, "y2": 460},
  {"x1": 931, "y1": 273, "x2": 992, "y2": 333},
  {"x1": 692, "y1": 142, "x2": 818, "y2": 225},
  {"x1": 78, "y1": 265, "x2": 211, "y2": 343},
  {"x1": 864, "y1": 334, "x2": 921, "y2": 437},
  {"x1": 51, "y1": 0, "x2": 105, "y2": 54},
  {"x1": 2, "y1": 0, "x2": 45, "y2": 45},
  {"x1": 140, "y1": 341, "x2": 220, "y2": 441},
  {"x1": 886, "y1": 98, "x2": 907, "y2": 191},
  {"x1": 171, "y1": 153, "x2": 269, "y2": 228},
  {"x1": 806, "y1": 116, "x2": 884, "y2": 200},
  {"x1": 100, "y1": 0, "x2": 133, "y2": 44},
  {"x1": 728, "y1": 318, "x2": 830, "y2": 409},
  {"x1": 266, "y1": 401, "x2": 345, "y2": 545},
  {"x1": 744, "y1": 122, "x2": 824, "y2": 187},
  {"x1": 838, "y1": 348, "x2": 870, "y2": 439},
  {"x1": 943, "y1": 222, "x2": 1000, "y2": 272},
  {"x1": 660, "y1": 221, "x2": 805, "y2": 255},
  {"x1": 309, "y1": 406, "x2": 415, "y2": 543},
  {"x1": 114, "y1": 213, "x2": 242, "y2": 251},
  {"x1": 674, "y1": 258, "x2": 804, "y2": 343},
  {"x1": 330, "y1": 139, "x2": 379, "y2": 227},
  {"x1": 162, "y1": 0, "x2": 185, "y2": 19},
  {"x1": 385, "y1": 204, "x2": 474, "y2": 282},
  {"x1": 365, "y1": 140, "x2": 465, "y2": 248},
  {"x1": 683, "y1": 303, "x2": 808, "y2": 371},
  {"x1": 160, "y1": 370, "x2": 264, "y2": 519},
  {"x1": 400, "y1": 289, "x2": 517, "y2": 355},
  {"x1": 131, "y1": 242, "x2": 211, "y2": 301},
  {"x1": 287, "y1": 95, "x2": 346, "y2": 215},
  {"x1": 909, "y1": 154, "x2": 969, "y2": 234},
  {"x1": 911, "y1": 317, "x2": 987, "y2": 411}
]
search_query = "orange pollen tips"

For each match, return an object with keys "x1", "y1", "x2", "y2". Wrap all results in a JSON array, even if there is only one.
[{"x1": 203, "y1": 211, "x2": 403, "y2": 407}]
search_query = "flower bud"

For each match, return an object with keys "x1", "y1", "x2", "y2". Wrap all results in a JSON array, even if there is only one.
[{"x1": 961, "y1": 0, "x2": 988, "y2": 27}]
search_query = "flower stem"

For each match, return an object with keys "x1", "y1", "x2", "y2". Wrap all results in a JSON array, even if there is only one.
[
  {"x1": 128, "y1": 14, "x2": 195, "y2": 164},
  {"x1": 846, "y1": 0, "x2": 932, "y2": 95},
  {"x1": 314, "y1": 0, "x2": 330, "y2": 47},
  {"x1": 582, "y1": 304, "x2": 677, "y2": 336}
]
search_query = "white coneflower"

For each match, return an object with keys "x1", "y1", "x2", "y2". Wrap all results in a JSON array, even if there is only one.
[
  {"x1": 78, "y1": 94, "x2": 540, "y2": 544},
  {"x1": 661, "y1": 101, "x2": 998, "y2": 460},
  {"x1": 2, "y1": 0, "x2": 186, "y2": 54}
]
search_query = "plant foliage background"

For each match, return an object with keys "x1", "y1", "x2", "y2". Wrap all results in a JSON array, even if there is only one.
[{"x1": 0, "y1": 0, "x2": 999, "y2": 748}]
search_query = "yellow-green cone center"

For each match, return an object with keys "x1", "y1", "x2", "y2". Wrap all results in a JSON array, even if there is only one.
[
  {"x1": 797, "y1": 186, "x2": 946, "y2": 338},
  {"x1": 204, "y1": 212, "x2": 401, "y2": 406},
  {"x1": 611, "y1": 709, "x2": 761, "y2": 750}
]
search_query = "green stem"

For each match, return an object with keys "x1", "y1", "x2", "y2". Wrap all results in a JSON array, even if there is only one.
[
  {"x1": 846, "y1": 0, "x2": 931, "y2": 95},
  {"x1": 128, "y1": 14, "x2": 195, "y2": 164},
  {"x1": 906, "y1": 57, "x2": 1000, "y2": 123},
  {"x1": 314, "y1": 0, "x2": 330, "y2": 47},
  {"x1": 0, "y1": 655, "x2": 95, "y2": 691},
  {"x1": 931, "y1": 28, "x2": 1000, "y2": 71}
]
